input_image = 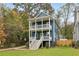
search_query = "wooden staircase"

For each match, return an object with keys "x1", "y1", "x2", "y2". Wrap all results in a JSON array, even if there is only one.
[{"x1": 29, "y1": 37, "x2": 43, "y2": 50}]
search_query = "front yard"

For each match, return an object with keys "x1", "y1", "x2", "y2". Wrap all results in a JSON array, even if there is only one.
[{"x1": 0, "y1": 47, "x2": 79, "y2": 56}]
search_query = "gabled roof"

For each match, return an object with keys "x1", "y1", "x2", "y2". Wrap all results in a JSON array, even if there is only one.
[
  {"x1": 35, "y1": 10, "x2": 49, "y2": 17},
  {"x1": 28, "y1": 10, "x2": 57, "y2": 21},
  {"x1": 28, "y1": 10, "x2": 51, "y2": 21}
]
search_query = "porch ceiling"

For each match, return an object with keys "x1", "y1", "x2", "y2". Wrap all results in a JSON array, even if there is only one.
[{"x1": 28, "y1": 15, "x2": 52, "y2": 21}]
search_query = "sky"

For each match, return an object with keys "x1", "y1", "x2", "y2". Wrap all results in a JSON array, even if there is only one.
[
  {"x1": 52, "y1": 3, "x2": 64, "y2": 10},
  {"x1": 5, "y1": 3, "x2": 74, "y2": 23},
  {"x1": 6, "y1": 3, "x2": 63, "y2": 11}
]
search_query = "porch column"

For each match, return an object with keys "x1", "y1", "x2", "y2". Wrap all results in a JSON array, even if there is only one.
[
  {"x1": 42, "y1": 18, "x2": 43, "y2": 48},
  {"x1": 49, "y1": 17, "x2": 50, "y2": 47},
  {"x1": 35, "y1": 19, "x2": 36, "y2": 40},
  {"x1": 42, "y1": 18, "x2": 43, "y2": 37},
  {"x1": 77, "y1": 24, "x2": 78, "y2": 41}
]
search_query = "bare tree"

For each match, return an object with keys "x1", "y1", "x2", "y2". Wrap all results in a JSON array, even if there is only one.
[
  {"x1": 13, "y1": 3, "x2": 54, "y2": 18},
  {"x1": 58, "y1": 3, "x2": 76, "y2": 39}
]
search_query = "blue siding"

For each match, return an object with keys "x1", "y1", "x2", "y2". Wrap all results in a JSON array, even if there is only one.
[
  {"x1": 52, "y1": 19, "x2": 56, "y2": 42},
  {"x1": 31, "y1": 11, "x2": 59, "y2": 42},
  {"x1": 51, "y1": 19, "x2": 59, "y2": 42}
]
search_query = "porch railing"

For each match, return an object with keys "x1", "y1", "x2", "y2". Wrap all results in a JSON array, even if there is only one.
[
  {"x1": 30, "y1": 24, "x2": 51, "y2": 29},
  {"x1": 36, "y1": 25, "x2": 42, "y2": 29},
  {"x1": 43, "y1": 36, "x2": 52, "y2": 40},
  {"x1": 30, "y1": 26, "x2": 35, "y2": 29},
  {"x1": 30, "y1": 37, "x2": 36, "y2": 40},
  {"x1": 30, "y1": 36, "x2": 52, "y2": 41},
  {"x1": 43, "y1": 24, "x2": 49, "y2": 28}
]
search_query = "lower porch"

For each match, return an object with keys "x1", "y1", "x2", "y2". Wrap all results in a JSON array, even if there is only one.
[{"x1": 29, "y1": 30, "x2": 52, "y2": 41}]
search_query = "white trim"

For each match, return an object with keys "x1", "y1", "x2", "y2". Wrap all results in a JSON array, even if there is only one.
[
  {"x1": 28, "y1": 15, "x2": 51, "y2": 21},
  {"x1": 49, "y1": 17, "x2": 50, "y2": 47},
  {"x1": 42, "y1": 18, "x2": 43, "y2": 48},
  {"x1": 35, "y1": 11, "x2": 49, "y2": 18},
  {"x1": 35, "y1": 20, "x2": 36, "y2": 40}
]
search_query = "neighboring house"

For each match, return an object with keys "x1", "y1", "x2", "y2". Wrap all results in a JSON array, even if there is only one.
[
  {"x1": 73, "y1": 6, "x2": 79, "y2": 42},
  {"x1": 28, "y1": 11, "x2": 59, "y2": 50}
]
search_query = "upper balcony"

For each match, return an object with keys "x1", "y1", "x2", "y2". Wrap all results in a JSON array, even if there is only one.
[{"x1": 30, "y1": 24, "x2": 52, "y2": 30}]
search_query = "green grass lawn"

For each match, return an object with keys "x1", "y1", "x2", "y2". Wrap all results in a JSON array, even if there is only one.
[{"x1": 0, "y1": 47, "x2": 79, "y2": 56}]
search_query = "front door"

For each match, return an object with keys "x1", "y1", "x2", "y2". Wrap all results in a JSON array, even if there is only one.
[{"x1": 36, "y1": 31, "x2": 42, "y2": 40}]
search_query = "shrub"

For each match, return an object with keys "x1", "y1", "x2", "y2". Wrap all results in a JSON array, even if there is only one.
[
  {"x1": 0, "y1": 22, "x2": 6, "y2": 48},
  {"x1": 56, "y1": 40, "x2": 73, "y2": 47}
]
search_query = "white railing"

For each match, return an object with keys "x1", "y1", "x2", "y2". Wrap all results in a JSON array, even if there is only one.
[
  {"x1": 35, "y1": 36, "x2": 43, "y2": 50},
  {"x1": 43, "y1": 36, "x2": 49, "y2": 39},
  {"x1": 30, "y1": 24, "x2": 50, "y2": 29},
  {"x1": 29, "y1": 37, "x2": 36, "y2": 49},
  {"x1": 36, "y1": 25, "x2": 42, "y2": 29},
  {"x1": 30, "y1": 36, "x2": 52, "y2": 41},
  {"x1": 43, "y1": 36, "x2": 52, "y2": 40},
  {"x1": 30, "y1": 37, "x2": 36, "y2": 40},
  {"x1": 30, "y1": 36, "x2": 43, "y2": 50},
  {"x1": 30, "y1": 36, "x2": 52, "y2": 50},
  {"x1": 43, "y1": 24, "x2": 49, "y2": 28},
  {"x1": 30, "y1": 26, "x2": 35, "y2": 29}
]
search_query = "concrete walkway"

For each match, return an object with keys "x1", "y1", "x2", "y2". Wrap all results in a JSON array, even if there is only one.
[{"x1": 0, "y1": 45, "x2": 27, "y2": 51}]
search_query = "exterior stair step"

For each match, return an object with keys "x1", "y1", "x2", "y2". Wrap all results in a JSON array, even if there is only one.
[{"x1": 29, "y1": 37, "x2": 43, "y2": 50}]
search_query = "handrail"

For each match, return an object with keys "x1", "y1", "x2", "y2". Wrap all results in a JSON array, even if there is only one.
[
  {"x1": 43, "y1": 24, "x2": 49, "y2": 28},
  {"x1": 30, "y1": 36, "x2": 52, "y2": 50},
  {"x1": 30, "y1": 37, "x2": 36, "y2": 48},
  {"x1": 30, "y1": 24, "x2": 49, "y2": 29},
  {"x1": 35, "y1": 36, "x2": 43, "y2": 49}
]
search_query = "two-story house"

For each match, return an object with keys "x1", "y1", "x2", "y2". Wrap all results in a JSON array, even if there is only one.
[{"x1": 28, "y1": 11, "x2": 59, "y2": 50}]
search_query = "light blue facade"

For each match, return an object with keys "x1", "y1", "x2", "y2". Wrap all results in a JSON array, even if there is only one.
[
  {"x1": 50, "y1": 18, "x2": 59, "y2": 42},
  {"x1": 29, "y1": 11, "x2": 59, "y2": 48},
  {"x1": 37, "y1": 12, "x2": 59, "y2": 42}
]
